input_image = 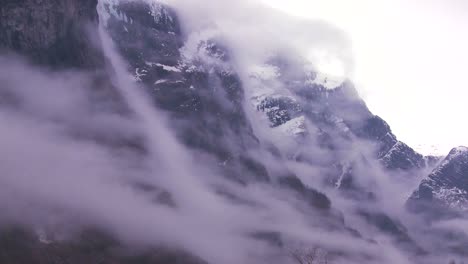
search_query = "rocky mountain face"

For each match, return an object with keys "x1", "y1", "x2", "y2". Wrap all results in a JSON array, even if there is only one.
[
  {"x1": 0, "y1": 0, "x2": 103, "y2": 69},
  {"x1": 94, "y1": 0, "x2": 442, "y2": 257},
  {"x1": 101, "y1": 2, "x2": 422, "y2": 233},
  {"x1": 0, "y1": 0, "x2": 128, "y2": 119},
  {"x1": 103, "y1": 0, "x2": 438, "y2": 193},
  {"x1": 0, "y1": 226, "x2": 208, "y2": 264},
  {"x1": 104, "y1": 1, "x2": 271, "y2": 184},
  {"x1": 250, "y1": 58, "x2": 436, "y2": 181},
  {"x1": 408, "y1": 147, "x2": 468, "y2": 218},
  {"x1": 1, "y1": 0, "x2": 468, "y2": 263}
]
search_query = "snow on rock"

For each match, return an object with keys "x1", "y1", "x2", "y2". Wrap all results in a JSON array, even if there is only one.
[
  {"x1": 335, "y1": 161, "x2": 351, "y2": 189},
  {"x1": 179, "y1": 29, "x2": 232, "y2": 71},
  {"x1": 155, "y1": 63, "x2": 181, "y2": 72},
  {"x1": 99, "y1": 0, "x2": 134, "y2": 26},
  {"x1": 433, "y1": 186, "x2": 468, "y2": 211},
  {"x1": 306, "y1": 72, "x2": 344, "y2": 90},
  {"x1": 408, "y1": 146, "x2": 468, "y2": 214},
  {"x1": 154, "y1": 79, "x2": 168, "y2": 85},
  {"x1": 449, "y1": 146, "x2": 468, "y2": 157},
  {"x1": 148, "y1": 2, "x2": 174, "y2": 24},
  {"x1": 431, "y1": 146, "x2": 468, "y2": 176},
  {"x1": 274, "y1": 116, "x2": 307, "y2": 137},
  {"x1": 248, "y1": 64, "x2": 280, "y2": 81},
  {"x1": 253, "y1": 93, "x2": 303, "y2": 128},
  {"x1": 134, "y1": 67, "x2": 147, "y2": 81},
  {"x1": 145, "y1": 61, "x2": 181, "y2": 72}
]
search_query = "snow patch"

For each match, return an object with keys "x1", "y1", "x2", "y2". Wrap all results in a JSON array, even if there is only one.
[
  {"x1": 149, "y1": 2, "x2": 174, "y2": 24},
  {"x1": 451, "y1": 146, "x2": 468, "y2": 156},
  {"x1": 432, "y1": 146, "x2": 468, "y2": 173},
  {"x1": 134, "y1": 68, "x2": 148, "y2": 81},
  {"x1": 146, "y1": 61, "x2": 181, "y2": 72},
  {"x1": 275, "y1": 116, "x2": 307, "y2": 137},
  {"x1": 335, "y1": 162, "x2": 351, "y2": 189},
  {"x1": 306, "y1": 72, "x2": 344, "y2": 90},
  {"x1": 434, "y1": 186, "x2": 468, "y2": 211},
  {"x1": 154, "y1": 79, "x2": 168, "y2": 85},
  {"x1": 248, "y1": 64, "x2": 280, "y2": 81}
]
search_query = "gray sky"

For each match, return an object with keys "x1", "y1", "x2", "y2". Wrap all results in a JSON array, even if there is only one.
[{"x1": 261, "y1": 0, "x2": 468, "y2": 155}]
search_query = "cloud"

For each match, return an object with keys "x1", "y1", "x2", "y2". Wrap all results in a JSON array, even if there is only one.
[
  {"x1": 161, "y1": 0, "x2": 353, "y2": 76},
  {"x1": 1, "y1": 0, "x2": 464, "y2": 263},
  {"x1": 0, "y1": 44, "x2": 403, "y2": 264}
]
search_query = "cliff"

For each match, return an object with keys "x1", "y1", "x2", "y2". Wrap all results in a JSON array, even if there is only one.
[{"x1": 0, "y1": 0, "x2": 103, "y2": 69}]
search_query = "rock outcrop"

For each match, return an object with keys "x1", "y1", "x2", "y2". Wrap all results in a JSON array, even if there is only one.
[
  {"x1": 1, "y1": 0, "x2": 467, "y2": 263},
  {"x1": 408, "y1": 147, "x2": 468, "y2": 218},
  {"x1": 0, "y1": 0, "x2": 105, "y2": 69}
]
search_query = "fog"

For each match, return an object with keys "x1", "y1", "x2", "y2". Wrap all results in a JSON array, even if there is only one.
[
  {"x1": 0, "y1": 55, "x2": 399, "y2": 264},
  {"x1": 261, "y1": 0, "x2": 468, "y2": 156},
  {"x1": 161, "y1": 0, "x2": 353, "y2": 77},
  {"x1": 0, "y1": 0, "x2": 465, "y2": 263}
]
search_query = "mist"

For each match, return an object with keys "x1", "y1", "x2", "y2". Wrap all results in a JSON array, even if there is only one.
[
  {"x1": 0, "y1": 54, "x2": 393, "y2": 264},
  {"x1": 0, "y1": 0, "x2": 465, "y2": 264}
]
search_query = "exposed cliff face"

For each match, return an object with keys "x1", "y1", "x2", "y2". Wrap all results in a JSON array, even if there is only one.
[
  {"x1": 0, "y1": 0, "x2": 103, "y2": 69},
  {"x1": 408, "y1": 147, "x2": 468, "y2": 218},
  {"x1": 0, "y1": 1, "x2": 204, "y2": 263},
  {"x1": 248, "y1": 55, "x2": 436, "y2": 204},
  {"x1": 103, "y1": 1, "x2": 273, "y2": 185},
  {"x1": 0, "y1": 226, "x2": 207, "y2": 264},
  {"x1": 102, "y1": 1, "x2": 431, "y2": 254},
  {"x1": 2, "y1": 0, "x2": 468, "y2": 263}
]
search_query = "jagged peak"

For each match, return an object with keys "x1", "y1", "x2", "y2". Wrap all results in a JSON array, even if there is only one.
[
  {"x1": 432, "y1": 146, "x2": 468, "y2": 171},
  {"x1": 448, "y1": 146, "x2": 468, "y2": 156},
  {"x1": 428, "y1": 147, "x2": 468, "y2": 175}
]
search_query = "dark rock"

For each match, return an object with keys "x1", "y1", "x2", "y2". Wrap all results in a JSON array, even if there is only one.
[
  {"x1": 357, "y1": 210, "x2": 425, "y2": 255},
  {"x1": 0, "y1": 226, "x2": 207, "y2": 264},
  {"x1": 256, "y1": 95, "x2": 303, "y2": 127},
  {"x1": 105, "y1": 0, "x2": 268, "y2": 183},
  {"x1": 278, "y1": 175, "x2": 331, "y2": 210},
  {"x1": 0, "y1": 0, "x2": 104, "y2": 69},
  {"x1": 250, "y1": 231, "x2": 284, "y2": 248},
  {"x1": 408, "y1": 147, "x2": 468, "y2": 219}
]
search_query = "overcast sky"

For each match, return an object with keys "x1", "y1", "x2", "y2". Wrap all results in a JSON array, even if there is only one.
[{"x1": 261, "y1": 0, "x2": 468, "y2": 155}]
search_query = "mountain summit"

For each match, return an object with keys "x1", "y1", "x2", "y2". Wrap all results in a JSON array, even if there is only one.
[
  {"x1": 0, "y1": 0, "x2": 467, "y2": 263},
  {"x1": 408, "y1": 147, "x2": 468, "y2": 217}
]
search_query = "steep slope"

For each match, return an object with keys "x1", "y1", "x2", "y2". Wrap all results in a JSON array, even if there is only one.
[
  {"x1": 0, "y1": 0, "x2": 465, "y2": 263},
  {"x1": 0, "y1": 0, "x2": 129, "y2": 119},
  {"x1": 0, "y1": 226, "x2": 207, "y2": 264},
  {"x1": 103, "y1": 0, "x2": 436, "y2": 194},
  {"x1": 248, "y1": 56, "x2": 437, "y2": 201},
  {"x1": 408, "y1": 147, "x2": 468, "y2": 218},
  {"x1": 100, "y1": 0, "x2": 429, "y2": 256},
  {"x1": 0, "y1": 1, "x2": 192, "y2": 263},
  {"x1": 0, "y1": 0, "x2": 103, "y2": 69},
  {"x1": 103, "y1": 0, "x2": 272, "y2": 184},
  {"x1": 252, "y1": 61, "x2": 435, "y2": 174}
]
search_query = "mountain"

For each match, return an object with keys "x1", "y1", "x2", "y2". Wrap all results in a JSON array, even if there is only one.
[
  {"x1": 104, "y1": 0, "x2": 437, "y2": 192},
  {"x1": 0, "y1": 0, "x2": 467, "y2": 263},
  {"x1": 104, "y1": 0, "x2": 271, "y2": 184},
  {"x1": 249, "y1": 59, "x2": 437, "y2": 175},
  {"x1": 102, "y1": 5, "x2": 434, "y2": 248},
  {"x1": 408, "y1": 147, "x2": 468, "y2": 218},
  {"x1": 0, "y1": 0, "x2": 102, "y2": 69}
]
